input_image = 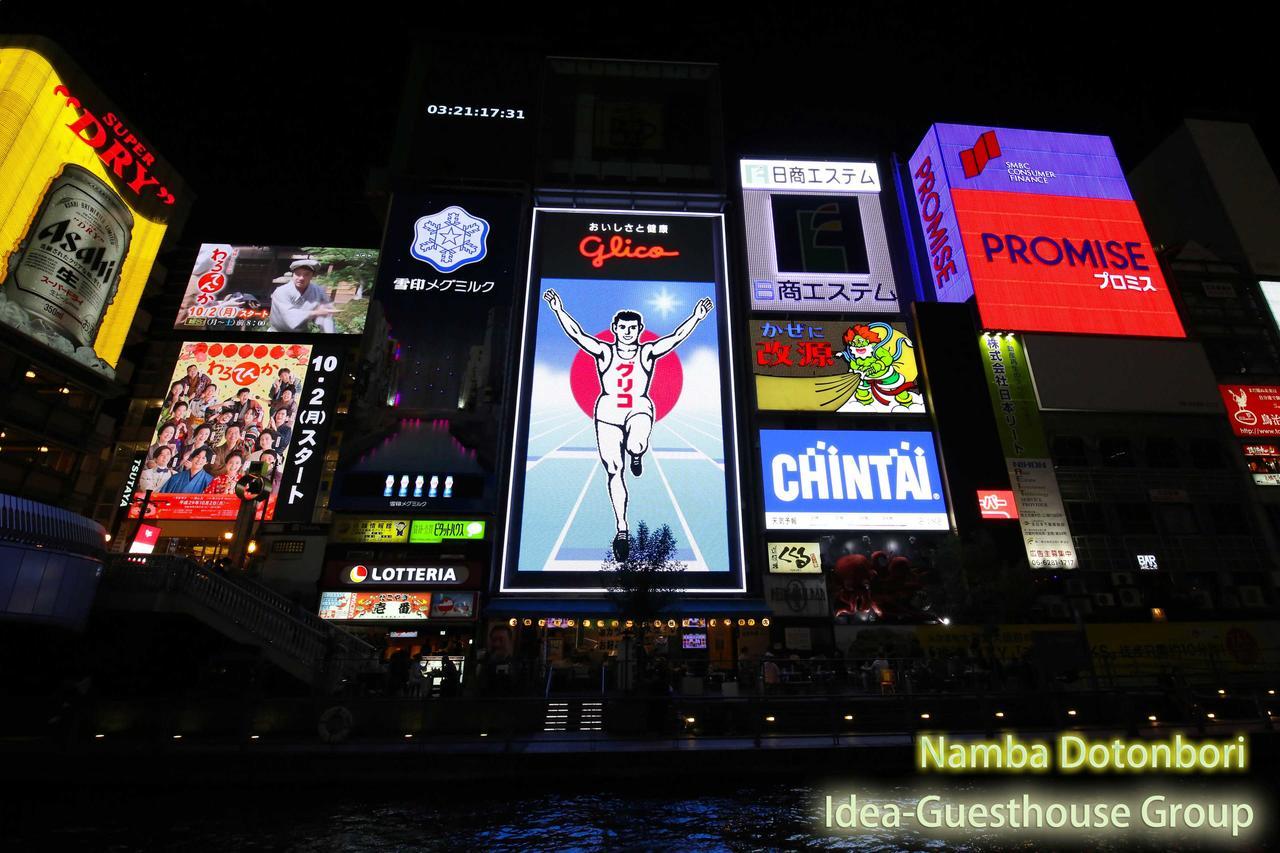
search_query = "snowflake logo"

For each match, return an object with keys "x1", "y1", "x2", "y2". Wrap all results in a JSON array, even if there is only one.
[{"x1": 411, "y1": 205, "x2": 490, "y2": 273}]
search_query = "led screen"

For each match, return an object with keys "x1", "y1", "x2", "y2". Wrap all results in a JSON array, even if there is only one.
[
  {"x1": 740, "y1": 159, "x2": 899, "y2": 313},
  {"x1": 174, "y1": 245, "x2": 375, "y2": 335},
  {"x1": 758, "y1": 429, "x2": 949, "y2": 531},
  {"x1": 750, "y1": 316, "x2": 923, "y2": 413},
  {"x1": 329, "y1": 191, "x2": 520, "y2": 513},
  {"x1": 502, "y1": 209, "x2": 744, "y2": 593},
  {"x1": 909, "y1": 123, "x2": 1184, "y2": 338},
  {"x1": 128, "y1": 341, "x2": 312, "y2": 520},
  {"x1": 1220, "y1": 385, "x2": 1280, "y2": 437},
  {"x1": 0, "y1": 45, "x2": 185, "y2": 379}
]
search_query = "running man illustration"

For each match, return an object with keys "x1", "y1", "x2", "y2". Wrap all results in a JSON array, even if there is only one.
[{"x1": 543, "y1": 288, "x2": 713, "y2": 561}]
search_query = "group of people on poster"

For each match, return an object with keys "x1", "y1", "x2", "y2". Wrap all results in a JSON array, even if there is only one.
[{"x1": 138, "y1": 362, "x2": 301, "y2": 497}]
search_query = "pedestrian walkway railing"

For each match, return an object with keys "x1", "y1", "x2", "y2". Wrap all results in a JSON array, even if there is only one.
[{"x1": 100, "y1": 555, "x2": 379, "y2": 688}]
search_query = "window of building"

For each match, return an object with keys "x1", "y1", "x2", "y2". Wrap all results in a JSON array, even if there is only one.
[
  {"x1": 1113, "y1": 503, "x2": 1157, "y2": 533},
  {"x1": 1144, "y1": 437, "x2": 1181, "y2": 468},
  {"x1": 1065, "y1": 501, "x2": 1106, "y2": 534},
  {"x1": 1207, "y1": 503, "x2": 1251, "y2": 535},
  {"x1": 1190, "y1": 439, "x2": 1227, "y2": 469},
  {"x1": 1052, "y1": 435, "x2": 1088, "y2": 467},
  {"x1": 1155, "y1": 503, "x2": 1200, "y2": 535},
  {"x1": 1099, "y1": 437, "x2": 1135, "y2": 467}
]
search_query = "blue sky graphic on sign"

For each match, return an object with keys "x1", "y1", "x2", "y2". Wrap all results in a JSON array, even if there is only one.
[{"x1": 759, "y1": 429, "x2": 950, "y2": 531}]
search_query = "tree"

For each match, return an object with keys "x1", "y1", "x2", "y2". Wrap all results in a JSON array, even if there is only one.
[{"x1": 598, "y1": 522, "x2": 687, "y2": 642}]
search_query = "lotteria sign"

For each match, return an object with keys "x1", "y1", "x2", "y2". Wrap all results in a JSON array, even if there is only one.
[
  {"x1": 759, "y1": 429, "x2": 949, "y2": 530},
  {"x1": 909, "y1": 123, "x2": 1184, "y2": 338},
  {"x1": 343, "y1": 564, "x2": 470, "y2": 586}
]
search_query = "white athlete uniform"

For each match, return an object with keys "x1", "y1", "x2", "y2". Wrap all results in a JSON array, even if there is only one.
[{"x1": 594, "y1": 343, "x2": 655, "y2": 427}]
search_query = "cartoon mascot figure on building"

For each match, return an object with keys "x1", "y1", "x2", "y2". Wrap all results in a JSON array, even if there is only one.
[{"x1": 838, "y1": 322, "x2": 920, "y2": 410}]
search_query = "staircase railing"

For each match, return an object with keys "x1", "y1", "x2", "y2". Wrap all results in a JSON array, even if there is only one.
[{"x1": 102, "y1": 555, "x2": 378, "y2": 684}]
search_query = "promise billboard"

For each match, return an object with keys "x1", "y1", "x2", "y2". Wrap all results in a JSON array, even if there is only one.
[
  {"x1": 501, "y1": 209, "x2": 745, "y2": 593},
  {"x1": 0, "y1": 41, "x2": 187, "y2": 380},
  {"x1": 909, "y1": 123, "x2": 1184, "y2": 338}
]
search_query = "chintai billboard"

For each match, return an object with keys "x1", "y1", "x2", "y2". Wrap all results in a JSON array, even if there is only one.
[
  {"x1": 909, "y1": 124, "x2": 1184, "y2": 338},
  {"x1": 501, "y1": 209, "x2": 745, "y2": 593},
  {"x1": 758, "y1": 429, "x2": 949, "y2": 531}
]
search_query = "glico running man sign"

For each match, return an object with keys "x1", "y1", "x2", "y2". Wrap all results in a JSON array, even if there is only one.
[{"x1": 501, "y1": 209, "x2": 745, "y2": 593}]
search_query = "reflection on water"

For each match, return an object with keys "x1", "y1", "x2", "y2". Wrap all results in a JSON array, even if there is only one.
[{"x1": 2, "y1": 779, "x2": 1225, "y2": 852}]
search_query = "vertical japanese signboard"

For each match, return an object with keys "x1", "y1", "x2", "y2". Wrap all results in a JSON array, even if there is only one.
[
  {"x1": 273, "y1": 342, "x2": 344, "y2": 522},
  {"x1": 980, "y1": 333, "x2": 1077, "y2": 568},
  {"x1": 501, "y1": 209, "x2": 745, "y2": 593},
  {"x1": 740, "y1": 159, "x2": 899, "y2": 313}
]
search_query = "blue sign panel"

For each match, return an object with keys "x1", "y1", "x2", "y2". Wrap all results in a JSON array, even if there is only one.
[{"x1": 759, "y1": 429, "x2": 950, "y2": 531}]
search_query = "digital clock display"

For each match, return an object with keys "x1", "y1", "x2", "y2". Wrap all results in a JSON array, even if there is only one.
[{"x1": 427, "y1": 105, "x2": 525, "y2": 120}]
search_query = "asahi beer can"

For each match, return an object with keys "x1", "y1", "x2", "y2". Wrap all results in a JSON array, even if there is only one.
[{"x1": 3, "y1": 162, "x2": 134, "y2": 350}]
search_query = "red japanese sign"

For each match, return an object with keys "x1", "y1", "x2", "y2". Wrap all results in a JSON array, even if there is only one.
[
  {"x1": 1220, "y1": 385, "x2": 1280, "y2": 437},
  {"x1": 954, "y1": 191, "x2": 1185, "y2": 338},
  {"x1": 977, "y1": 490, "x2": 1019, "y2": 520}
]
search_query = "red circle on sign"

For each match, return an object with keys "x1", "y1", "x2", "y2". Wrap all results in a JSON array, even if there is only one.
[
  {"x1": 209, "y1": 343, "x2": 223, "y2": 357},
  {"x1": 350, "y1": 565, "x2": 367, "y2": 583},
  {"x1": 232, "y1": 362, "x2": 262, "y2": 385},
  {"x1": 238, "y1": 344, "x2": 253, "y2": 357},
  {"x1": 569, "y1": 329, "x2": 682, "y2": 421},
  {"x1": 254, "y1": 345, "x2": 269, "y2": 358},
  {"x1": 196, "y1": 272, "x2": 226, "y2": 294},
  {"x1": 269, "y1": 346, "x2": 285, "y2": 360}
]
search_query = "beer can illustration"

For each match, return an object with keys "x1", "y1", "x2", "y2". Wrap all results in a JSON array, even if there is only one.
[{"x1": 2, "y1": 162, "x2": 134, "y2": 350}]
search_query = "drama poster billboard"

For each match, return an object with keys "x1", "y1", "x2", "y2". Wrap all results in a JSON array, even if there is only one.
[
  {"x1": 0, "y1": 42, "x2": 187, "y2": 380},
  {"x1": 174, "y1": 245, "x2": 376, "y2": 334},
  {"x1": 501, "y1": 209, "x2": 745, "y2": 593},
  {"x1": 330, "y1": 192, "x2": 521, "y2": 514},
  {"x1": 750, "y1": 317, "x2": 924, "y2": 413},
  {"x1": 740, "y1": 159, "x2": 899, "y2": 314},
  {"x1": 128, "y1": 341, "x2": 312, "y2": 521}
]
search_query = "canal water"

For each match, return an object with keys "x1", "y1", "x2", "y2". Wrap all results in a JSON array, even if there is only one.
[{"x1": 10, "y1": 774, "x2": 1253, "y2": 851}]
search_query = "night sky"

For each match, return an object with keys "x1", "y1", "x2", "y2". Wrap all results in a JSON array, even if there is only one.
[{"x1": 1, "y1": 5, "x2": 1270, "y2": 248}]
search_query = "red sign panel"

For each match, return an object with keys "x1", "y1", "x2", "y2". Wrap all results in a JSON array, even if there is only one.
[
  {"x1": 1220, "y1": 385, "x2": 1280, "y2": 437},
  {"x1": 128, "y1": 523, "x2": 162, "y2": 554},
  {"x1": 952, "y1": 190, "x2": 1185, "y2": 338},
  {"x1": 977, "y1": 490, "x2": 1019, "y2": 520}
]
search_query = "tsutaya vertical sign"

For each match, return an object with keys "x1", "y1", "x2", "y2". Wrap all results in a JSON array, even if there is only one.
[
  {"x1": 740, "y1": 159, "x2": 899, "y2": 313},
  {"x1": 980, "y1": 333, "x2": 1077, "y2": 568}
]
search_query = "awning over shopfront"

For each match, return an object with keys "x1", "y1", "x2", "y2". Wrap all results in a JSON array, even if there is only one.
[{"x1": 484, "y1": 598, "x2": 772, "y2": 617}]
